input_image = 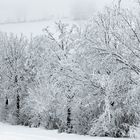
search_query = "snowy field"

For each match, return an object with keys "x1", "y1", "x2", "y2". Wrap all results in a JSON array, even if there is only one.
[
  {"x1": 0, "y1": 123, "x2": 135, "y2": 140},
  {"x1": 0, "y1": 19, "x2": 86, "y2": 37}
]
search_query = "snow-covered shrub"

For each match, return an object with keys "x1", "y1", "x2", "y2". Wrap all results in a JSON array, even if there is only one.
[
  {"x1": 88, "y1": 112, "x2": 111, "y2": 137},
  {"x1": 129, "y1": 125, "x2": 140, "y2": 138},
  {"x1": 88, "y1": 113, "x2": 128, "y2": 137},
  {"x1": 6, "y1": 100, "x2": 19, "y2": 125},
  {"x1": 73, "y1": 97, "x2": 103, "y2": 135}
]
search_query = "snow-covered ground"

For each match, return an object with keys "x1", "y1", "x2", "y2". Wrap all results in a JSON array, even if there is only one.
[
  {"x1": 0, "y1": 123, "x2": 135, "y2": 140},
  {"x1": 0, "y1": 19, "x2": 86, "y2": 37}
]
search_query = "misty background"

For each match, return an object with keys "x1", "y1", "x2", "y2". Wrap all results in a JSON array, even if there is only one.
[{"x1": 0, "y1": 0, "x2": 137, "y2": 23}]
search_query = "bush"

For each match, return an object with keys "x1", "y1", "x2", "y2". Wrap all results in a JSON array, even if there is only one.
[{"x1": 129, "y1": 125, "x2": 140, "y2": 138}]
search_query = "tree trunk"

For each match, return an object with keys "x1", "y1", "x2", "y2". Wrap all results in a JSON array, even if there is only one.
[
  {"x1": 14, "y1": 75, "x2": 20, "y2": 123},
  {"x1": 5, "y1": 96, "x2": 8, "y2": 108},
  {"x1": 16, "y1": 93, "x2": 20, "y2": 123},
  {"x1": 67, "y1": 107, "x2": 72, "y2": 133},
  {"x1": 105, "y1": 94, "x2": 111, "y2": 123}
]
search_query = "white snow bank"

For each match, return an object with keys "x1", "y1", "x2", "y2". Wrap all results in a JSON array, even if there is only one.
[{"x1": 0, "y1": 122, "x2": 136, "y2": 140}]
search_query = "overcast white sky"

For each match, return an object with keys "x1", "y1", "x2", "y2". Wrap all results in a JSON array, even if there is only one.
[{"x1": 0, "y1": 0, "x2": 136, "y2": 21}]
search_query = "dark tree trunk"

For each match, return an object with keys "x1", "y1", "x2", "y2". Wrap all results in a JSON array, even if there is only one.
[
  {"x1": 5, "y1": 96, "x2": 8, "y2": 107},
  {"x1": 16, "y1": 94, "x2": 20, "y2": 118},
  {"x1": 66, "y1": 86, "x2": 74, "y2": 133},
  {"x1": 14, "y1": 75, "x2": 20, "y2": 123},
  {"x1": 67, "y1": 107, "x2": 72, "y2": 133}
]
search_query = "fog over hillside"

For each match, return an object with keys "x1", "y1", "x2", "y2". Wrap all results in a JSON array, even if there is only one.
[{"x1": 0, "y1": 0, "x2": 137, "y2": 23}]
